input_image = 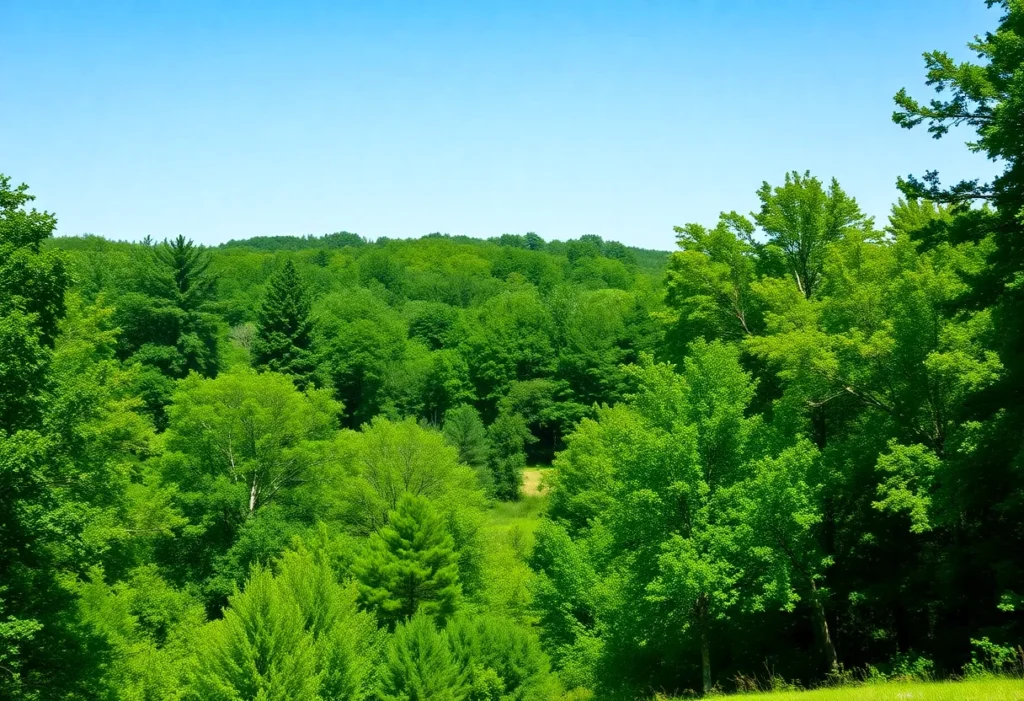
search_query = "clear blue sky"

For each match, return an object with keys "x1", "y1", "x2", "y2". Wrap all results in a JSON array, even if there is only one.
[{"x1": 0, "y1": 0, "x2": 1002, "y2": 250}]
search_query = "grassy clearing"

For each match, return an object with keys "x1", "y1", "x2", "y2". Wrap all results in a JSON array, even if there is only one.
[
  {"x1": 522, "y1": 466, "x2": 554, "y2": 497},
  {"x1": 484, "y1": 492, "x2": 547, "y2": 539},
  {"x1": 473, "y1": 471, "x2": 552, "y2": 620},
  {"x1": 482, "y1": 467, "x2": 552, "y2": 540},
  {"x1": 726, "y1": 678, "x2": 1024, "y2": 701}
]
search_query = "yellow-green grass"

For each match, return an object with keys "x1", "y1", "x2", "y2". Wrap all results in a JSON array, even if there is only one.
[
  {"x1": 473, "y1": 470, "x2": 553, "y2": 619},
  {"x1": 522, "y1": 466, "x2": 554, "y2": 497},
  {"x1": 480, "y1": 468, "x2": 553, "y2": 551},
  {"x1": 729, "y1": 678, "x2": 1024, "y2": 701}
]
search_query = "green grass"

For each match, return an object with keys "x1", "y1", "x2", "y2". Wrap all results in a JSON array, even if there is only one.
[
  {"x1": 728, "y1": 678, "x2": 1024, "y2": 701},
  {"x1": 484, "y1": 493, "x2": 547, "y2": 537},
  {"x1": 481, "y1": 471, "x2": 550, "y2": 560}
]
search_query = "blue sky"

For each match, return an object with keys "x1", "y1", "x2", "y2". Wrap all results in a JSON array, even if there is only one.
[{"x1": 0, "y1": 1, "x2": 1002, "y2": 250}]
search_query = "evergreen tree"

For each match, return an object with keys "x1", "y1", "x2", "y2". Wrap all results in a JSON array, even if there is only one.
[
  {"x1": 442, "y1": 405, "x2": 490, "y2": 470},
  {"x1": 188, "y1": 566, "x2": 321, "y2": 700},
  {"x1": 377, "y1": 612, "x2": 468, "y2": 701},
  {"x1": 113, "y1": 234, "x2": 221, "y2": 427},
  {"x1": 150, "y1": 235, "x2": 218, "y2": 312},
  {"x1": 354, "y1": 494, "x2": 461, "y2": 627},
  {"x1": 274, "y1": 547, "x2": 384, "y2": 701},
  {"x1": 252, "y1": 260, "x2": 317, "y2": 388},
  {"x1": 447, "y1": 613, "x2": 557, "y2": 701}
]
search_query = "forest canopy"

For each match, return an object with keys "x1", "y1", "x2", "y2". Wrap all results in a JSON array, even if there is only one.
[{"x1": 2, "y1": 2, "x2": 1024, "y2": 699}]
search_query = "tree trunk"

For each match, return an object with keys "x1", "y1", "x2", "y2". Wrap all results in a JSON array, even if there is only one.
[
  {"x1": 810, "y1": 579, "x2": 838, "y2": 673},
  {"x1": 249, "y1": 478, "x2": 259, "y2": 514},
  {"x1": 700, "y1": 622, "x2": 712, "y2": 695}
]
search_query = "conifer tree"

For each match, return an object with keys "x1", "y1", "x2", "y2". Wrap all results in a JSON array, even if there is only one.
[
  {"x1": 377, "y1": 612, "x2": 468, "y2": 701},
  {"x1": 188, "y1": 566, "x2": 320, "y2": 701},
  {"x1": 354, "y1": 494, "x2": 461, "y2": 627},
  {"x1": 442, "y1": 405, "x2": 490, "y2": 470},
  {"x1": 252, "y1": 260, "x2": 317, "y2": 388}
]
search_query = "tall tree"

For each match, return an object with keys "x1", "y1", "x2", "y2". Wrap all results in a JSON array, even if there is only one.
[
  {"x1": 536, "y1": 343, "x2": 792, "y2": 695},
  {"x1": 487, "y1": 411, "x2": 534, "y2": 501},
  {"x1": 376, "y1": 612, "x2": 468, "y2": 701},
  {"x1": 158, "y1": 371, "x2": 341, "y2": 599},
  {"x1": 753, "y1": 171, "x2": 872, "y2": 300},
  {"x1": 354, "y1": 494, "x2": 461, "y2": 627},
  {"x1": 0, "y1": 175, "x2": 107, "y2": 700},
  {"x1": 0, "y1": 174, "x2": 69, "y2": 428},
  {"x1": 665, "y1": 211, "x2": 761, "y2": 343},
  {"x1": 113, "y1": 235, "x2": 221, "y2": 427},
  {"x1": 891, "y1": 0, "x2": 1024, "y2": 652},
  {"x1": 252, "y1": 260, "x2": 317, "y2": 388},
  {"x1": 150, "y1": 235, "x2": 217, "y2": 312},
  {"x1": 188, "y1": 566, "x2": 321, "y2": 700}
]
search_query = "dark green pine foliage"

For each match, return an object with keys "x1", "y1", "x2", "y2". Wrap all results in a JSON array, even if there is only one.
[
  {"x1": 114, "y1": 234, "x2": 221, "y2": 428},
  {"x1": 252, "y1": 260, "x2": 316, "y2": 388},
  {"x1": 354, "y1": 494, "x2": 461, "y2": 628},
  {"x1": 150, "y1": 234, "x2": 218, "y2": 312},
  {"x1": 442, "y1": 405, "x2": 490, "y2": 469},
  {"x1": 447, "y1": 613, "x2": 557, "y2": 701}
]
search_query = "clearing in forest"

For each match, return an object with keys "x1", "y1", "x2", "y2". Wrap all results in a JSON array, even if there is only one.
[{"x1": 521, "y1": 467, "x2": 551, "y2": 497}]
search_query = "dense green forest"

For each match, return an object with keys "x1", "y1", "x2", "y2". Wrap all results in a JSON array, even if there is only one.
[{"x1": 2, "y1": 3, "x2": 1024, "y2": 699}]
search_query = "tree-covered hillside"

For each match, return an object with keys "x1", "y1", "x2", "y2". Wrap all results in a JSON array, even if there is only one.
[{"x1": 2, "y1": 2, "x2": 1024, "y2": 699}]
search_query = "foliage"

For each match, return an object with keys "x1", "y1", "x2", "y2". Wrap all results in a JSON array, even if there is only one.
[
  {"x1": 252, "y1": 260, "x2": 317, "y2": 389},
  {"x1": 487, "y1": 411, "x2": 534, "y2": 501},
  {"x1": 157, "y1": 370, "x2": 342, "y2": 602},
  {"x1": 3, "y1": 6, "x2": 1024, "y2": 695},
  {"x1": 354, "y1": 494, "x2": 462, "y2": 627},
  {"x1": 377, "y1": 611, "x2": 468, "y2": 701}
]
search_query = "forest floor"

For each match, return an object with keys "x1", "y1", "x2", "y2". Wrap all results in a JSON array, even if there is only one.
[{"x1": 731, "y1": 678, "x2": 1024, "y2": 701}]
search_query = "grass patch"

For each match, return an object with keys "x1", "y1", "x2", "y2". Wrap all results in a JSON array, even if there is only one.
[
  {"x1": 485, "y1": 493, "x2": 547, "y2": 538},
  {"x1": 474, "y1": 479, "x2": 551, "y2": 621},
  {"x1": 522, "y1": 466, "x2": 554, "y2": 497},
  {"x1": 725, "y1": 677, "x2": 1024, "y2": 701}
]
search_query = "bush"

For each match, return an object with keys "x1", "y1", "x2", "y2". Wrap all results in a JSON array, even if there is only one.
[{"x1": 963, "y1": 637, "x2": 1024, "y2": 678}]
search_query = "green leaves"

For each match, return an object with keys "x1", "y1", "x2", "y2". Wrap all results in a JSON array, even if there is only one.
[
  {"x1": 754, "y1": 171, "x2": 873, "y2": 301},
  {"x1": 872, "y1": 442, "x2": 941, "y2": 534},
  {"x1": 666, "y1": 212, "x2": 760, "y2": 343},
  {"x1": 158, "y1": 371, "x2": 342, "y2": 597}
]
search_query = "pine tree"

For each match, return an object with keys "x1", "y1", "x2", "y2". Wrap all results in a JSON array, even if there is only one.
[
  {"x1": 376, "y1": 612, "x2": 468, "y2": 701},
  {"x1": 442, "y1": 404, "x2": 490, "y2": 470},
  {"x1": 274, "y1": 547, "x2": 384, "y2": 701},
  {"x1": 252, "y1": 260, "x2": 316, "y2": 389},
  {"x1": 188, "y1": 566, "x2": 321, "y2": 701},
  {"x1": 447, "y1": 613, "x2": 556, "y2": 701},
  {"x1": 354, "y1": 494, "x2": 461, "y2": 627},
  {"x1": 151, "y1": 235, "x2": 217, "y2": 312}
]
